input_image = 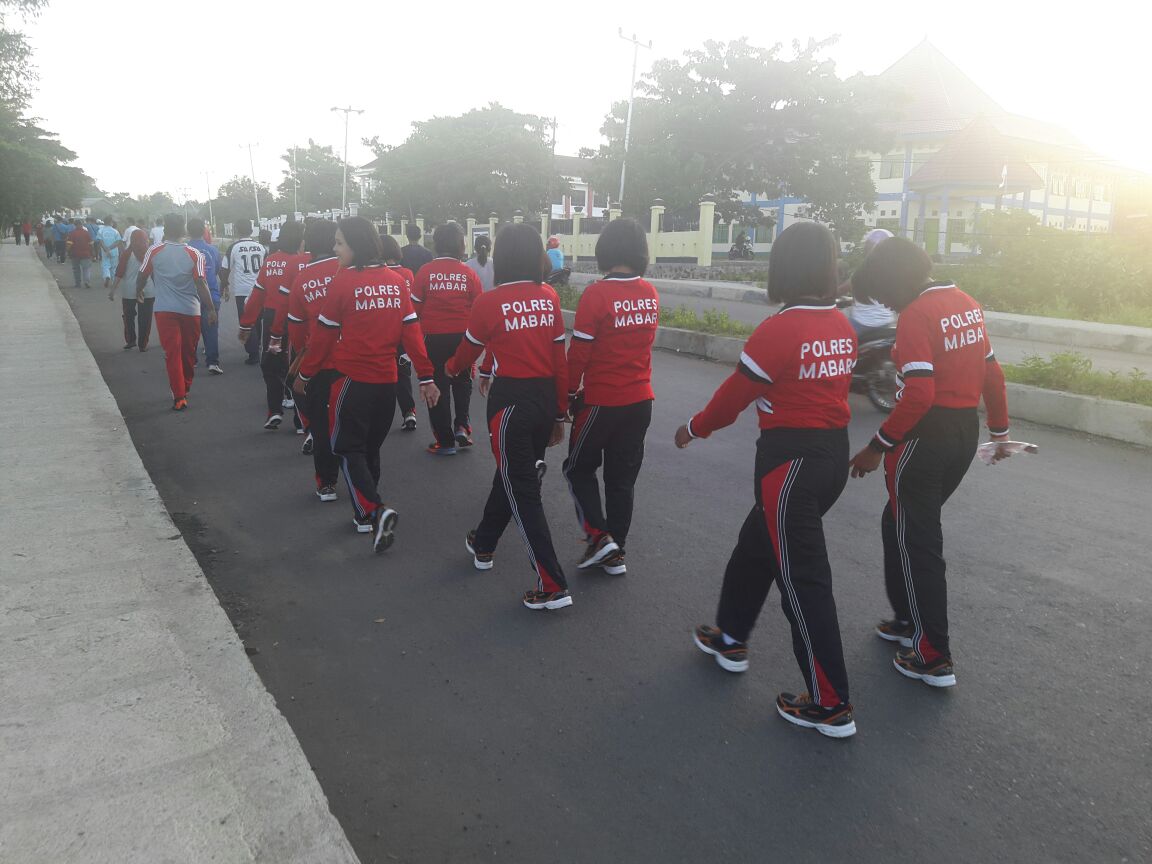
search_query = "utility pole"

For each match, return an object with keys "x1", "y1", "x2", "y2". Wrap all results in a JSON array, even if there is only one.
[
  {"x1": 292, "y1": 144, "x2": 299, "y2": 217},
  {"x1": 204, "y1": 172, "x2": 214, "y2": 231},
  {"x1": 240, "y1": 142, "x2": 261, "y2": 226},
  {"x1": 331, "y1": 105, "x2": 365, "y2": 215},
  {"x1": 617, "y1": 28, "x2": 651, "y2": 208}
]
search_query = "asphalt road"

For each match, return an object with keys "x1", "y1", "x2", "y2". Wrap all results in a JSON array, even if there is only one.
[{"x1": 52, "y1": 256, "x2": 1151, "y2": 864}]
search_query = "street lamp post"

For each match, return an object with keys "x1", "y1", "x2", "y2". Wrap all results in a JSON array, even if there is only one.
[
  {"x1": 331, "y1": 106, "x2": 364, "y2": 215},
  {"x1": 617, "y1": 29, "x2": 652, "y2": 208},
  {"x1": 204, "y1": 172, "x2": 214, "y2": 231},
  {"x1": 240, "y1": 142, "x2": 261, "y2": 226}
]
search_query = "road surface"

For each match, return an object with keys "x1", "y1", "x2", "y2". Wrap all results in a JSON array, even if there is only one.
[{"x1": 53, "y1": 257, "x2": 1151, "y2": 864}]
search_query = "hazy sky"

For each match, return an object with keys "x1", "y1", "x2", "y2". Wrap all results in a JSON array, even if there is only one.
[{"x1": 18, "y1": 0, "x2": 1152, "y2": 202}]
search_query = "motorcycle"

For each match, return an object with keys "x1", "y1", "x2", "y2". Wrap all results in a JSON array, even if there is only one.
[
  {"x1": 728, "y1": 237, "x2": 754, "y2": 260},
  {"x1": 546, "y1": 266, "x2": 571, "y2": 288},
  {"x1": 837, "y1": 297, "x2": 898, "y2": 413}
]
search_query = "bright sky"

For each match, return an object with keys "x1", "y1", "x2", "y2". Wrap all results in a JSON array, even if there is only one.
[{"x1": 18, "y1": 0, "x2": 1152, "y2": 202}]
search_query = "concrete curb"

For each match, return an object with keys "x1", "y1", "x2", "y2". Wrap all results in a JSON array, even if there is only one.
[
  {"x1": 0, "y1": 245, "x2": 360, "y2": 863},
  {"x1": 561, "y1": 308, "x2": 1152, "y2": 448},
  {"x1": 569, "y1": 271, "x2": 768, "y2": 306}
]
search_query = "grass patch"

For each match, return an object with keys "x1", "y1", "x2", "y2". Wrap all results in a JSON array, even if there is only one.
[
  {"x1": 1003, "y1": 352, "x2": 1152, "y2": 407},
  {"x1": 660, "y1": 305, "x2": 755, "y2": 336}
]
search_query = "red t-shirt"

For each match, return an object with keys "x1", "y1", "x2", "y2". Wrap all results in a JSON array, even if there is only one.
[
  {"x1": 68, "y1": 228, "x2": 92, "y2": 258},
  {"x1": 271, "y1": 256, "x2": 340, "y2": 351},
  {"x1": 412, "y1": 257, "x2": 483, "y2": 335},
  {"x1": 300, "y1": 264, "x2": 435, "y2": 385},
  {"x1": 874, "y1": 282, "x2": 1009, "y2": 448},
  {"x1": 689, "y1": 304, "x2": 856, "y2": 438},
  {"x1": 567, "y1": 275, "x2": 659, "y2": 406},
  {"x1": 446, "y1": 281, "x2": 568, "y2": 420},
  {"x1": 240, "y1": 251, "x2": 309, "y2": 328}
]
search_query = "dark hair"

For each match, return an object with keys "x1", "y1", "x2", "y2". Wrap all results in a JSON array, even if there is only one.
[
  {"x1": 259, "y1": 229, "x2": 272, "y2": 246},
  {"x1": 766, "y1": 221, "x2": 839, "y2": 304},
  {"x1": 155, "y1": 218, "x2": 163, "y2": 226},
  {"x1": 595, "y1": 217, "x2": 649, "y2": 275},
  {"x1": 379, "y1": 233, "x2": 402, "y2": 263},
  {"x1": 303, "y1": 219, "x2": 337, "y2": 258},
  {"x1": 405, "y1": 224, "x2": 422, "y2": 242},
  {"x1": 163, "y1": 212, "x2": 185, "y2": 239},
  {"x1": 187, "y1": 217, "x2": 206, "y2": 238},
  {"x1": 433, "y1": 222, "x2": 464, "y2": 257},
  {"x1": 338, "y1": 216, "x2": 381, "y2": 269},
  {"x1": 851, "y1": 236, "x2": 933, "y2": 311},
  {"x1": 493, "y1": 223, "x2": 549, "y2": 285},
  {"x1": 474, "y1": 235, "x2": 491, "y2": 252},
  {"x1": 277, "y1": 221, "x2": 305, "y2": 254},
  {"x1": 235, "y1": 218, "x2": 252, "y2": 238}
]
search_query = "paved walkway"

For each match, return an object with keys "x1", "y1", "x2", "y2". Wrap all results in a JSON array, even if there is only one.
[{"x1": 0, "y1": 243, "x2": 359, "y2": 863}]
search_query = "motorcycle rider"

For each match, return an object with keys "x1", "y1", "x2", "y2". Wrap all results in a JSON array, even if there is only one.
[{"x1": 847, "y1": 228, "x2": 896, "y2": 335}]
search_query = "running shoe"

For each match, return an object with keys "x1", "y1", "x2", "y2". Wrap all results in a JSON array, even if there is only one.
[
  {"x1": 353, "y1": 516, "x2": 374, "y2": 534},
  {"x1": 123, "y1": 342, "x2": 136, "y2": 351},
  {"x1": 875, "y1": 618, "x2": 914, "y2": 648},
  {"x1": 455, "y1": 424, "x2": 474, "y2": 447},
  {"x1": 316, "y1": 484, "x2": 337, "y2": 502},
  {"x1": 372, "y1": 507, "x2": 398, "y2": 553},
  {"x1": 535, "y1": 460, "x2": 547, "y2": 483},
  {"x1": 693, "y1": 625, "x2": 748, "y2": 672},
  {"x1": 263, "y1": 413, "x2": 282, "y2": 430},
  {"x1": 426, "y1": 442, "x2": 457, "y2": 456},
  {"x1": 282, "y1": 397, "x2": 295, "y2": 409},
  {"x1": 600, "y1": 549, "x2": 627, "y2": 575},
  {"x1": 523, "y1": 589, "x2": 573, "y2": 610},
  {"x1": 301, "y1": 433, "x2": 314, "y2": 455},
  {"x1": 402, "y1": 412, "x2": 417, "y2": 432},
  {"x1": 893, "y1": 648, "x2": 957, "y2": 688},
  {"x1": 208, "y1": 363, "x2": 224, "y2": 375},
  {"x1": 775, "y1": 692, "x2": 857, "y2": 739},
  {"x1": 465, "y1": 530, "x2": 494, "y2": 571},
  {"x1": 577, "y1": 533, "x2": 620, "y2": 569},
  {"x1": 171, "y1": 398, "x2": 188, "y2": 412}
]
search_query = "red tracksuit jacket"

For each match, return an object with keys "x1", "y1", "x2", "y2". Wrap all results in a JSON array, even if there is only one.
[
  {"x1": 567, "y1": 274, "x2": 659, "y2": 406},
  {"x1": 412, "y1": 257, "x2": 483, "y2": 335},
  {"x1": 271, "y1": 256, "x2": 341, "y2": 352},
  {"x1": 240, "y1": 251, "x2": 310, "y2": 329}
]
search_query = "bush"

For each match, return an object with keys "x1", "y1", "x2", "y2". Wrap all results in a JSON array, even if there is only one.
[
  {"x1": 1003, "y1": 352, "x2": 1152, "y2": 407},
  {"x1": 660, "y1": 305, "x2": 754, "y2": 336}
]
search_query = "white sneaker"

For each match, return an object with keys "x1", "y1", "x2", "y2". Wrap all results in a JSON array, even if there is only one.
[
  {"x1": 353, "y1": 517, "x2": 373, "y2": 534},
  {"x1": 263, "y1": 413, "x2": 283, "y2": 430},
  {"x1": 316, "y1": 484, "x2": 337, "y2": 502},
  {"x1": 373, "y1": 508, "x2": 399, "y2": 553},
  {"x1": 282, "y1": 397, "x2": 295, "y2": 409},
  {"x1": 208, "y1": 363, "x2": 224, "y2": 375}
]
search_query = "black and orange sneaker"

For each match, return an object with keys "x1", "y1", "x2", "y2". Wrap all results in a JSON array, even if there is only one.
[
  {"x1": 693, "y1": 625, "x2": 748, "y2": 673},
  {"x1": 372, "y1": 507, "x2": 398, "y2": 554},
  {"x1": 893, "y1": 648, "x2": 956, "y2": 687},
  {"x1": 426, "y1": 441, "x2": 457, "y2": 456},
  {"x1": 601, "y1": 549, "x2": 627, "y2": 575},
  {"x1": 402, "y1": 412, "x2": 417, "y2": 432},
  {"x1": 455, "y1": 424, "x2": 474, "y2": 447},
  {"x1": 875, "y1": 618, "x2": 914, "y2": 647},
  {"x1": 465, "y1": 530, "x2": 494, "y2": 571},
  {"x1": 171, "y1": 398, "x2": 188, "y2": 412},
  {"x1": 577, "y1": 533, "x2": 619, "y2": 569},
  {"x1": 775, "y1": 692, "x2": 857, "y2": 738},
  {"x1": 523, "y1": 589, "x2": 573, "y2": 610}
]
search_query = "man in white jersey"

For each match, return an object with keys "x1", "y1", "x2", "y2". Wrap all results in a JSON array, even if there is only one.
[{"x1": 220, "y1": 218, "x2": 267, "y2": 364}]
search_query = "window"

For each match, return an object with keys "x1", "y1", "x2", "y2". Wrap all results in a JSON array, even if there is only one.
[{"x1": 879, "y1": 155, "x2": 904, "y2": 180}]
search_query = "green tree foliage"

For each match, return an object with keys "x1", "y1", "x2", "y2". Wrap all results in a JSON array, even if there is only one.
[
  {"x1": 0, "y1": 0, "x2": 46, "y2": 107},
  {"x1": 210, "y1": 176, "x2": 274, "y2": 231},
  {"x1": 366, "y1": 103, "x2": 567, "y2": 224},
  {"x1": 277, "y1": 140, "x2": 348, "y2": 214},
  {"x1": 581, "y1": 37, "x2": 891, "y2": 241}
]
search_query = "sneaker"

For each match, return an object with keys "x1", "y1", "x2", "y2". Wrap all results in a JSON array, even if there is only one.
[
  {"x1": 577, "y1": 533, "x2": 620, "y2": 569},
  {"x1": 427, "y1": 442, "x2": 457, "y2": 456},
  {"x1": 301, "y1": 433, "x2": 314, "y2": 455},
  {"x1": 523, "y1": 589, "x2": 573, "y2": 610},
  {"x1": 775, "y1": 692, "x2": 857, "y2": 739},
  {"x1": 122, "y1": 342, "x2": 136, "y2": 351},
  {"x1": 171, "y1": 398, "x2": 188, "y2": 412},
  {"x1": 282, "y1": 397, "x2": 295, "y2": 409},
  {"x1": 245, "y1": 355, "x2": 260, "y2": 366},
  {"x1": 455, "y1": 424, "x2": 474, "y2": 447},
  {"x1": 875, "y1": 618, "x2": 914, "y2": 648},
  {"x1": 372, "y1": 507, "x2": 399, "y2": 553},
  {"x1": 893, "y1": 648, "x2": 957, "y2": 688},
  {"x1": 295, "y1": 426, "x2": 305, "y2": 435},
  {"x1": 601, "y1": 549, "x2": 627, "y2": 575},
  {"x1": 465, "y1": 530, "x2": 494, "y2": 571},
  {"x1": 316, "y1": 484, "x2": 337, "y2": 502},
  {"x1": 208, "y1": 363, "x2": 224, "y2": 375},
  {"x1": 402, "y1": 412, "x2": 417, "y2": 432},
  {"x1": 535, "y1": 459, "x2": 547, "y2": 483},
  {"x1": 263, "y1": 413, "x2": 283, "y2": 430},
  {"x1": 692, "y1": 625, "x2": 749, "y2": 672},
  {"x1": 353, "y1": 516, "x2": 374, "y2": 534}
]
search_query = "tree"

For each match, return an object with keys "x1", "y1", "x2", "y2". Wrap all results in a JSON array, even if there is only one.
[
  {"x1": 366, "y1": 103, "x2": 567, "y2": 224},
  {"x1": 277, "y1": 139, "x2": 348, "y2": 214},
  {"x1": 0, "y1": 0, "x2": 47, "y2": 108},
  {"x1": 211, "y1": 176, "x2": 274, "y2": 231},
  {"x1": 581, "y1": 38, "x2": 893, "y2": 241},
  {"x1": 0, "y1": 103, "x2": 89, "y2": 223}
]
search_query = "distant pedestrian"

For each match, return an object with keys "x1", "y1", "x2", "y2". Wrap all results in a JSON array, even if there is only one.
[
  {"x1": 21, "y1": 219, "x2": 31, "y2": 245},
  {"x1": 43, "y1": 219, "x2": 54, "y2": 259},
  {"x1": 380, "y1": 233, "x2": 418, "y2": 432},
  {"x1": 34, "y1": 221, "x2": 44, "y2": 249},
  {"x1": 464, "y1": 235, "x2": 494, "y2": 291},
  {"x1": 96, "y1": 217, "x2": 122, "y2": 290},
  {"x1": 149, "y1": 218, "x2": 165, "y2": 247},
  {"x1": 187, "y1": 218, "x2": 224, "y2": 375},
  {"x1": 85, "y1": 216, "x2": 101, "y2": 263},
  {"x1": 52, "y1": 217, "x2": 72, "y2": 263},
  {"x1": 546, "y1": 236, "x2": 565, "y2": 275},
  {"x1": 136, "y1": 213, "x2": 217, "y2": 410},
  {"x1": 110, "y1": 222, "x2": 154, "y2": 351},
  {"x1": 67, "y1": 218, "x2": 94, "y2": 288},
  {"x1": 400, "y1": 223, "x2": 433, "y2": 275},
  {"x1": 220, "y1": 219, "x2": 267, "y2": 364}
]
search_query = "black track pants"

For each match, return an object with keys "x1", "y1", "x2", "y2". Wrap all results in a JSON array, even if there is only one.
[
  {"x1": 716, "y1": 428, "x2": 851, "y2": 707},
  {"x1": 329, "y1": 377, "x2": 397, "y2": 520},
  {"x1": 882, "y1": 407, "x2": 979, "y2": 664},
  {"x1": 303, "y1": 369, "x2": 341, "y2": 489},
  {"x1": 562, "y1": 399, "x2": 652, "y2": 548},
  {"x1": 425, "y1": 332, "x2": 472, "y2": 445}
]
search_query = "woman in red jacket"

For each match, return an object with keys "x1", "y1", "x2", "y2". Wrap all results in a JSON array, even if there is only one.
[
  {"x1": 445, "y1": 223, "x2": 571, "y2": 611},
  {"x1": 848, "y1": 237, "x2": 1010, "y2": 689},
  {"x1": 295, "y1": 217, "x2": 439, "y2": 552},
  {"x1": 380, "y1": 233, "x2": 419, "y2": 433},
  {"x1": 676, "y1": 222, "x2": 857, "y2": 738}
]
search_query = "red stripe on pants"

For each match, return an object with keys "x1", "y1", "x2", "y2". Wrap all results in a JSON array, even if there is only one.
[{"x1": 154, "y1": 311, "x2": 201, "y2": 400}]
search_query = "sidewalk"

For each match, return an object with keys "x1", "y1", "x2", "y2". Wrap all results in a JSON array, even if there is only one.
[{"x1": 0, "y1": 243, "x2": 359, "y2": 863}]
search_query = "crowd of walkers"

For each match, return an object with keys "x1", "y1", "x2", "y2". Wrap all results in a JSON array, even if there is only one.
[{"x1": 32, "y1": 212, "x2": 1012, "y2": 739}]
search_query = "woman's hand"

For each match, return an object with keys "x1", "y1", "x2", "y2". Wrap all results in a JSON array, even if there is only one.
[
  {"x1": 478, "y1": 377, "x2": 491, "y2": 398},
  {"x1": 236, "y1": 330, "x2": 249, "y2": 344},
  {"x1": 990, "y1": 440, "x2": 1013, "y2": 463},
  {"x1": 420, "y1": 382, "x2": 440, "y2": 408},
  {"x1": 548, "y1": 421, "x2": 565, "y2": 448},
  {"x1": 850, "y1": 446, "x2": 883, "y2": 478},
  {"x1": 674, "y1": 424, "x2": 694, "y2": 449},
  {"x1": 292, "y1": 376, "x2": 308, "y2": 397}
]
